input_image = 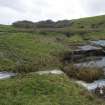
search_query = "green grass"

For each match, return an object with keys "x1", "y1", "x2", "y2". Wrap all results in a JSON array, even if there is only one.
[
  {"x1": 0, "y1": 23, "x2": 105, "y2": 73},
  {"x1": 71, "y1": 15, "x2": 105, "y2": 29},
  {"x1": 1, "y1": 15, "x2": 105, "y2": 105},
  {"x1": 0, "y1": 73, "x2": 104, "y2": 105},
  {"x1": 0, "y1": 32, "x2": 67, "y2": 72},
  {"x1": 65, "y1": 34, "x2": 84, "y2": 43},
  {"x1": 1, "y1": 15, "x2": 105, "y2": 73}
]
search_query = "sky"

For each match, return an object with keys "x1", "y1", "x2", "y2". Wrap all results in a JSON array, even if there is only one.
[{"x1": 0, "y1": 0, "x2": 105, "y2": 24}]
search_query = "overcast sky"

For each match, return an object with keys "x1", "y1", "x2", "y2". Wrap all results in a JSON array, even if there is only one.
[{"x1": 0, "y1": 0, "x2": 105, "y2": 24}]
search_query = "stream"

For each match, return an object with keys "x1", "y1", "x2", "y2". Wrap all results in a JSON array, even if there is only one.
[
  {"x1": 74, "y1": 55, "x2": 105, "y2": 91},
  {"x1": 74, "y1": 40, "x2": 105, "y2": 91},
  {"x1": 0, "y1": 40, "x2": 105, "y2": 92},
  {"x1": 75, "y1": 56, "x2": 105, "y2": 68},
  {"x1": 76, "y1": 79, "x2": 105, "y2": 91},
  {"x1": 0, "y1": 72, "x2": 16, "y2": 79}
]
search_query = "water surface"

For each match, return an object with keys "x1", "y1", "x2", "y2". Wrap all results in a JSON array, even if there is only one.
[
  {"x1": 75, "y1": 56, "x2": 105, "y2": 68},
  {"x1": 91, "y1": 40, "x2": 105, "y2": 47},
  {"x1": 76, "y1": 79, "x2": 105, "y2": 90},
  {"x1": 36, "y1": 70, "x2": 63, "y2": 75},
  {"x1": 0, "y1": 72, "x2": 16, "y2": 79}
]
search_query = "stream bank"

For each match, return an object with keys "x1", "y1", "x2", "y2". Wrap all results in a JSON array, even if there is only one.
[
  {"x1": 62, "y1": 40, "x2": 105, "y2": 96},
  {"x1": 0, "y1": 40, "x2": 105, "y2": 97}
]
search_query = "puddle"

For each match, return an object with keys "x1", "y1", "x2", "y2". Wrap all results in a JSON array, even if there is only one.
[
  {"x1": 76, "y1": 79, "x2": 105, "y2": 91},
  {"x1": 0, "y1": 72, "x2": 16, "y2": 79},
  {"x1": 36, "y1": 70, "x2": 64, "y2": 75}
]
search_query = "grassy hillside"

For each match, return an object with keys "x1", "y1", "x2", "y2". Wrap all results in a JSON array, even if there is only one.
[
  {"x1": 0, "y1": 73, "x2": 104, "y2": 105},
  {"x1": 71, "y1": 15, "x2": 105, "y2": 29},
  {"x1": 1, "y1": 15, "x2": 105, "y2": 105},
  {"x1": 0, "y1": 15, "x2": 105, "y2": 72},
  {"x1": 0, "y1": 31, "x2": 68, "y2": 72}
]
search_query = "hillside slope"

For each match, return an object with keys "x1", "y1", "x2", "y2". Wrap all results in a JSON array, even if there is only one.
[
  {"x1": 0, "y1": 15, "x2": 105, "y2": 105},
  {"x1": 71, "y1": 15, "x2": 105, "y2": 29},
  {"x1": 0, "y1": 73, "x2": 105, "y2": 105},
  {"x1": 0, "y1": 15, "x2": 105, "y2": 72}
]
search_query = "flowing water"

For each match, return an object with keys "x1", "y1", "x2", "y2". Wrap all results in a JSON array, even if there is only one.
[
  {"x1": 75, "y1": 40, "x2": 105, "y2": 68},
  {"x1": 0, "y1": 72, "x2": 16, "y2": 79},
  {"x1": 75, "y1": 40, "x2": 105, "y2": 90},
  {"x1": 75, "y1": 56, "x2": 105, "y2": 68},
  {"x1": 0, "y1": 40, "x2": 105, "y2": 91},
  {"x1": 36, "y1": 70, "x2": 63, "y2": 75},
  {"x1": 76, "y1": 80, "x2": 105, "y2": 91},
  {"x1": 0, "y1": 70, "x2": 63, "y2": 80},
  {"x1": 92, "y1": 40, "x2": 105, "y2": 47}
]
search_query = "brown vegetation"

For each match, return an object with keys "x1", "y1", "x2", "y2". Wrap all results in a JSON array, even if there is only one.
[{"x1": 62, "y1": 64, "x2": 104, "y2": 82}]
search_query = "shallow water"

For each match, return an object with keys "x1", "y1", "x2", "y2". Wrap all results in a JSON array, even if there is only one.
[
  {"x1": 78, "y1": 45, "x2": 101, "y2": 51},
  {"x1": 76, "y1": 79, "x2": 105, "y2": 90},
  {"x1": 75, "y1": 40, "x2": 105, "y2": 91},
  {"x1": 75, "y1": 56, "x2": 105, "y2": 91},
  {"x1": 75, "y1": 40, "x2": 105, "y2": 68},
  {"x1": 75, "y1": 56, "x2": 105, "y2": 68},
  {"x1": 0, "y1": 72, "x2": 16, "y2": 79},
  {"x1": 0, "y1": 70, "x2": 63, "y2": 80},
  {"x1": 91, "y1": 40, "x2": 105, "y2": 47},
  {"x1": 36, "y1": 70, "x2": 63, "y2": 75}
]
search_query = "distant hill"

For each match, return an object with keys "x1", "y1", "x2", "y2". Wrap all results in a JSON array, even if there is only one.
[
  {"x1": 12, "y1": 15, "x2": 105, "y2": 29},
  {"x1": 12, "y1": 19, "x2": 73, "y2": 28}
]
